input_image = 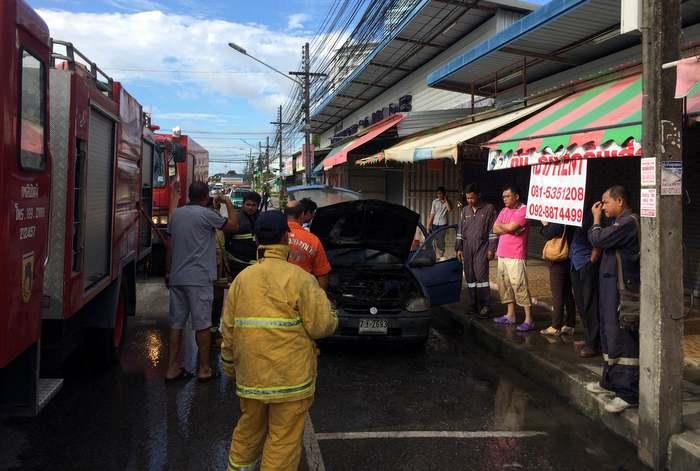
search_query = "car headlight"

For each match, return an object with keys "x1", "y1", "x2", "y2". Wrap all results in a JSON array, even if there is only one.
[
  {"x1": 151, "y1": 216, "x2": 159, "y2": 225},
  {"x1": 159, "y1": 215, "x2": 168, "y2": 225},
  {"x1": 406, "y1": 297, "x2": 430, "y2": 312}
]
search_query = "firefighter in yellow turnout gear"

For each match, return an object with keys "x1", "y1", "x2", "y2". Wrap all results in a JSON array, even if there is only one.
[{"x1": 221, "y1": 210, "x2": 337, "y2": 471}]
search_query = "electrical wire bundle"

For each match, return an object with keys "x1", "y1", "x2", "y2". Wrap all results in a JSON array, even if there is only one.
[{"x1": 275, "y1": 0, "x2": 424, "y2": 163}]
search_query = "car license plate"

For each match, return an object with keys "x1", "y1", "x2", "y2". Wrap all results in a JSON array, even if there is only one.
[{"x1": 358, "y1": 318, "x2": 388, "y2": 335}]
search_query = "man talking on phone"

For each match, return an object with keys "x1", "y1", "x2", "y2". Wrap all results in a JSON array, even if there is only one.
[{"x1": 165, "y1": 181, "x2": 239, "y2": 382}]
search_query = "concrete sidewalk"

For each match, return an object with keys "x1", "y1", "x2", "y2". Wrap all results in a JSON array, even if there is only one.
[{"x1": 441, "y1": 290, "x2": 700, "y2": 470}]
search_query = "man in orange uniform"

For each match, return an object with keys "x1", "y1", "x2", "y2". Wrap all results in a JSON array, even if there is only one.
[{"x1": 285, "y1": 200, "x2": 331, "y2": 290}]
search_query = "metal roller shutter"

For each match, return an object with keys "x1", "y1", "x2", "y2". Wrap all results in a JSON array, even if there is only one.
[
  {"x1": 84, "y1": 109, "x2": 114, "y2": 288},
  {"x1": 684, "y1": 127, "x2": 700, "y2": 292}
]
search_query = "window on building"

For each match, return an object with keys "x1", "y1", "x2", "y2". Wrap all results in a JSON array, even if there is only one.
[{"x1": 19, "y1": 50, "x2": 46, "y2": 170}]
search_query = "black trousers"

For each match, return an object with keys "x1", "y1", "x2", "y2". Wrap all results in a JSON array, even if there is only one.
[
  {"x1": 549, "y1": 260, "x2": 576, "y2": 328},
  {"x1": 570, "y1": 261, "x2": 600, "y2": 350},
  {"x1": 599, "y1": 273, "x2": 639, "y2": 404},
  {"x1": 211, "y1": 285, "x2": 225, "y2": 331}
]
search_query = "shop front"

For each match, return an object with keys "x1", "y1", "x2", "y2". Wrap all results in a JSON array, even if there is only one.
[{"x1": 482, "y1": 72, "x2": 700, "y2": 291}]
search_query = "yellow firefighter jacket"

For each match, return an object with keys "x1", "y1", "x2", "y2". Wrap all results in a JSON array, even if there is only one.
[{"x1": 221, "y1": 244, "x2": 337, "y2": 403}]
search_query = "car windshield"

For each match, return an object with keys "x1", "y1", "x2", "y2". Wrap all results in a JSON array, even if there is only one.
[
  {"x1": 327, "y1": 248, "x2": 403, "y2": 267},
  {"x1": 289, "y1": 188, "x2": 360, "y2": 208}
]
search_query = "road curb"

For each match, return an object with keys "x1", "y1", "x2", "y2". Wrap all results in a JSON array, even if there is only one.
[{"x1": 440, "y1": 302, "x2": 700, "y2": 470}]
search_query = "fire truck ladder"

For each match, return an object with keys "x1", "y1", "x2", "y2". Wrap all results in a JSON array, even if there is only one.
[{"x1": 49, "y1": 39, "x2": 114, "y2": 97}]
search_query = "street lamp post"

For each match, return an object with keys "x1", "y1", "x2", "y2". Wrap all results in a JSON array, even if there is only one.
[{"x1": 228, "y1": 41, "x2": 317, "y2": 185}]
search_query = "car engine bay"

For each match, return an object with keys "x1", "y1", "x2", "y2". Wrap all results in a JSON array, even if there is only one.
[{"x1": 327, "y1": 270, "x2": 422, "y2": 312}]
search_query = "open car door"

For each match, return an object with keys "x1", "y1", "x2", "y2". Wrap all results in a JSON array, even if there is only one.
[{"x1": 408, "y1": 225, "x2": 462, "y2": 306}]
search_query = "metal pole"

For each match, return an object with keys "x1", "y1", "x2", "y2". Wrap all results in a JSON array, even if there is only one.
[
  {"x1": 470, "y1": 83, "x2": 475, "y2": 115},
  {"x1": 266, "y1": 136, "x2": 270, "y2": 173},
  {"x1": 522, "y1": 57, "x2": 528, "y2": 106},
  {"x1": 638, "y1": 0, "x2": 684, "y2": 468},
  {"x1": 279, "y1": 106, "x2": 284, "y2": 193},
  {"x1": 303, "y1": 42, "x2": 312, "y2": 184}
]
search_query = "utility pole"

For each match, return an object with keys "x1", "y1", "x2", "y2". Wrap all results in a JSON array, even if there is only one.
[
  {"x1": 290, "y1": 42, "x2": 326, "y2": 184},
  {"x1": 638, "y1": 0, "x2": 684, "y2": 468},
  {"x1": 271, "y1": 104, "x2": 291, "y2": 194},
  {"x1": 265, "y1": 136, "x2": 270, "y2": 173}
]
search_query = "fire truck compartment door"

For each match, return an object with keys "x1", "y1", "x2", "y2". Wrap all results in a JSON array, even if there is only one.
[
  {"x1": 142, "y1": 140, "x2": 153, "y2": 188},
  {"x1": 84, "y1": 109, "x2": 114, "y2": 288}
]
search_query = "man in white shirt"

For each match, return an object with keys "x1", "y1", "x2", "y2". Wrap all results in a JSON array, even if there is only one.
[{"x1": 428, "y1": 186, "x2": 452, "y2": 258}]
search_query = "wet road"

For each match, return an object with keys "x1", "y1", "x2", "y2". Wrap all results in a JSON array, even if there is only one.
[{"x1": 1, "y1": 278, "x2": 646, "y2": 471}]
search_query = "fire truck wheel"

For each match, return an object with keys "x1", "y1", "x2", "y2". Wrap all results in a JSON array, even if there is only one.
[{"x1": 85, "y1": 284, "x2": 129, "y2": 368}]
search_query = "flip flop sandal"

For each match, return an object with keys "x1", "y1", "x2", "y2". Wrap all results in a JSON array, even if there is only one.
[
  {"x1": 197, "y1": 370, "x2": 221, "y2": 383},
  {"x1": 539, "y1": 326, "x2": 560, "y2": 336},
  {"x1": 516, "y1": 322, "x2": 536, "y2": 332},
  {"x1": 165, "y1": 369, "x2": 194, "y2": 382},
  {"x1": 493, "y1": 315, "x2": 516, "y2": 325}
]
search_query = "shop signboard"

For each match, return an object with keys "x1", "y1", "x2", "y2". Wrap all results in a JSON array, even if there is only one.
[
  {"x1": 661, "y1": 161, "x2": 682, "y2": 195},
  {"x1": 640, "y1": 188, "x2": 657, "y2": 218},
  {"x1": 488, "y1": 139, "x2": 642, "y2": 171},
  {"x1": 526, "y1": 159, "x2": 588, "y2": 227}
]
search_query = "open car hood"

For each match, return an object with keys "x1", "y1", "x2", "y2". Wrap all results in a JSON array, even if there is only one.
[{"x1": 311, "y1": 200, "x2": 419, "y2": 260}]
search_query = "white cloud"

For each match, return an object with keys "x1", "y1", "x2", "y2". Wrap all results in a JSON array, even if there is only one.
[
  {"x1": 37, "y1": 9, "x2": 309, "y2": 116},
  {"x1": 107, "y1": 0, "x2": 165, "y2": 12},
  {"x1": 287, "y1": 13, "x2": 310, "y2": 30}
]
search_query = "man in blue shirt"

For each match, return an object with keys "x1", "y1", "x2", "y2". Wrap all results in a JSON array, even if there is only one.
[{"x1": 570, "y1": 211, "x2": 601, "y2": 358}]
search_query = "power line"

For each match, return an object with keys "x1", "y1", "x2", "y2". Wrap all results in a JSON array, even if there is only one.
[
  {"x1": 183, "y1": 130, "x2": 278, "y2": 135},
  {"x1": 103, "y1": 67, "x2": 274, "y2": 75}
]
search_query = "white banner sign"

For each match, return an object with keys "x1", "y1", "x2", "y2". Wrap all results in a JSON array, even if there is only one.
[{"x1": 526, "y1": 159, "x2": 588, "y2": 227}]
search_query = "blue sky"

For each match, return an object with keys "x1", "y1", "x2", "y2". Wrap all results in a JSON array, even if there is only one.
[{"x1": 32, "y1": 0, "x2": 548, "y2": 174}]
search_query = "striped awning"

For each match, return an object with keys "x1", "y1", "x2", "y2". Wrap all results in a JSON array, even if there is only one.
[
  {"x1": 485, "y1": 73, "x2": 700, "y2": 170},
  {"x1": 320, "y1": 114, "x2": 405, "y2": 170},
  {"x1": 377, "y1": 99, "x2": 556, "y2": 164},
  {"x1": 486, "y1": 74, "x2": 648, "y2": 170},
  {"x1": 688, "y1": 81, "x2": 700, "y2": 115},
  {"x1": 356, "y1": 152, "x2": 384, "y2": 166}
]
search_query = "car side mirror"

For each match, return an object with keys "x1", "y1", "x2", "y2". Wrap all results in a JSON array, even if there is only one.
[
  {"x1": 172, "y1": 143, "x2": 187, "y2": 163},
  {"x1": 409, "y1": 255, "x2": 435, "y2": 268}
]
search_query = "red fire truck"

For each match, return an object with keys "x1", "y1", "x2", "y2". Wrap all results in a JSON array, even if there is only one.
[
  {"x1": 0, "y1": 0, "x2": 160, "y2": 415},
  {"x1": 150, "y1": 131, "x2": 209, "y2": 273}
]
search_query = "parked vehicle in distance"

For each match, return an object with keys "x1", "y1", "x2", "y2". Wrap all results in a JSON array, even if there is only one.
[
  {"x1": 310, "y1": 199, "x2": 462, "y2": 345},
  {"x1": 229, "y1": 188, "x2": 249, "y2": 208}
]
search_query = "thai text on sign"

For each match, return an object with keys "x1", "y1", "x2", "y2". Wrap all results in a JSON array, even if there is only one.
[
  {"x1": 526, "y1": 159, "x2": 588, "y2": 227},
  {"x1": 488, "y1": 139, "x2": 641, "y2": 171}
]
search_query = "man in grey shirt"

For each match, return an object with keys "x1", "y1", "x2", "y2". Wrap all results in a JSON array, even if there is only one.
[{"x1": 166, "y1": 181, "x2": 238, "y2": 382}]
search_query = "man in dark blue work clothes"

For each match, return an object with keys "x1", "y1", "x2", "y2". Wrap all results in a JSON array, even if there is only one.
[
  {"x1": 456, "y1": 183, "x2": 498, "y2": 318},
  {"x1": 587, "y1": 185, "x2": 640, "y2": 414}
]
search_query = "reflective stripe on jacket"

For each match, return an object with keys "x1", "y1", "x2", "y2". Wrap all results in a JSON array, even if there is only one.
[{"x1": 221, "y1": 244, "x2": 338, "y2": 403}]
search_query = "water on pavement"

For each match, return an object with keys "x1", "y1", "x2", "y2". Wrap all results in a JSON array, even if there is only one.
[{"x1": 0, "y1": 278, "x2": 646, "y2": 471}]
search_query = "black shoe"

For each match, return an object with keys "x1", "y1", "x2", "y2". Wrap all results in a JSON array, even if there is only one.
[{"x1": 477, "y1": 306, "x2": 492, "y2": 319}]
